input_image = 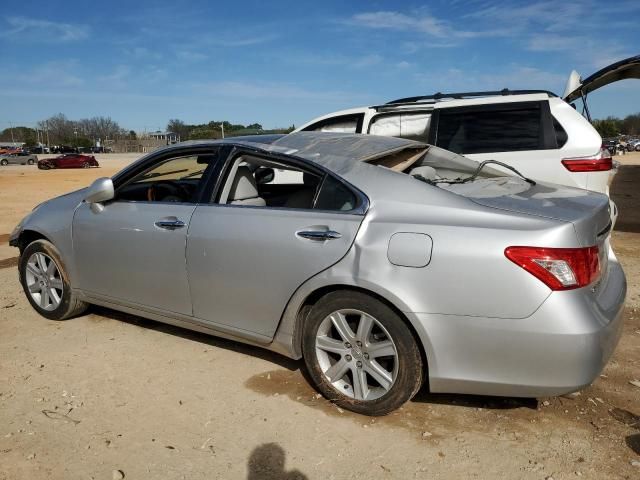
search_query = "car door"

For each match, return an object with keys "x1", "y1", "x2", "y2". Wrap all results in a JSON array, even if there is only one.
[
  {"x1": 73, "y1": 150, "x2": 218, "y2": 315},
  {"x1": 186, "y1": 150, "x2": 366, "y2": 340}
]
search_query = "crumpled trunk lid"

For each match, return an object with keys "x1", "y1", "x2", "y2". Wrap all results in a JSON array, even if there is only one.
[{"x1": 442, "y1": 176, "x2": 611, "y2": 246}]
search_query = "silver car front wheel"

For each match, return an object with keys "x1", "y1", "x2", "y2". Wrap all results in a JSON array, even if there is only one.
[
  {"x1": 25, "y1": 252, "x2": 63, "y2": 311},
  {"x1": 19, "y1": 239, "x2": 88, "y2": 320},
  {"x1": 303, "y1": 290, "x2": 423, "y2": 416}
]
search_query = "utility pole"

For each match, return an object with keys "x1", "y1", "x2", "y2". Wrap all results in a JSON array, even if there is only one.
[
  {"x1": 221, "y1": 123, "x2": 225, "y2": 139},
  {"x1": 9, "y1": 121, "x2": 15, "y2": 144}
]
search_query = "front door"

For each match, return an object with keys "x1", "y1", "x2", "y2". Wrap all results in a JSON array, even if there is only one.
[
  {"x1": 186, "y1": 151, "x2": 365, "y2": 339},
  {"x1": 73, "y1": 151, "x2": 218, "y2": 315}
]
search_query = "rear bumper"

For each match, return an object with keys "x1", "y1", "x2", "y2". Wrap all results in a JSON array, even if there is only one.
[{"x1": 415, "y1": 256, "x2": 626, "y2": 398}]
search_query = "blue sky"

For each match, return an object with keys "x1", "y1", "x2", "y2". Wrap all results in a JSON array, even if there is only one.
[{"x1": 0, "y1": 0, "x2": 638, "y2": 131}]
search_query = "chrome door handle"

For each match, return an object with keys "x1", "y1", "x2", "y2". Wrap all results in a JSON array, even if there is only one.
[
  {"x1": 155, "y1": 218, "x2": 186, "y2": 230},
  {"x1": 296, "y1": 230, "x2": 342, "y2": 241}
]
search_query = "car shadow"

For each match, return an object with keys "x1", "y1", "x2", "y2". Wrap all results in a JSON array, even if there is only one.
[
  {"x1": 610, "y1": 164, "x2": 640, "y2": 234},
  {"x1": 411, "y1": 388, "x2": 538, "y2": 410},
  {"x1": 90, "y1": 306, "x2": 538, "y2": 411},
  {"x1": 89, "y1": 305, "x2": 300, "y2": 372}
]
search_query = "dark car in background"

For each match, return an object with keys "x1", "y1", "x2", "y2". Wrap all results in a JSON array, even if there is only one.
[{"x1": 37, "y1": 154, "x2": 99, "y2": 170}]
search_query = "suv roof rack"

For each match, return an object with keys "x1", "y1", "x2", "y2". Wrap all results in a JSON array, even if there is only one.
[{"x1": 386, "y1": 89, "x2": 557, "y2": 105}]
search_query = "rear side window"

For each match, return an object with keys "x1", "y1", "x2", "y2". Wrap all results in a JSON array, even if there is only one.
[
  {"x1": 369, "y1": 112, "x2": 431, "y2": 142},
  {"x1": 302, "y1": 114, "x2": 364, "y2": 133},
  {"x1": 436, "y1": 103, "x2": 546, "y2": 154},
  {"x1": 553, "y1": 117, "x2": 568, "y2": 148},
  {"x1": 315, "y1": 176, "x2": 357, "y2": 211}
]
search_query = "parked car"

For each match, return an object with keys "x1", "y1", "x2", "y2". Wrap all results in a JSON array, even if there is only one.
[
  {"x1": 10, "y1": 133, "x2": 625, "y2": 415},
  {"x1": 28, "y1": 146, "x2": 50, "y2": 154},
  {"x1": 37, "y1": 154, "x2": 99, "y2": 170},
  {"x1": 625, "y1": 139, "x2": 640, "y2": 152},
  {"x1": 0, "y1": 151, "x2": 38, "y2": 166},
  {"x1": 50, "y1": 145, "x2": 78, "y2": 154},
  {"x1": 297, "y1": 55, "x2": 640, "y2": 200},
  {"x1": 603, "y1": 139, "x2": 625, "y2": 155}
]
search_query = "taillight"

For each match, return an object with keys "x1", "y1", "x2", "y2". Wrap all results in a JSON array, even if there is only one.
[
  {"x1": 504, "y1": 246, "x2": 600, "y2": 290},
  {"x1": 562, "y1": 149, "x2": 612, "y2": 172}
]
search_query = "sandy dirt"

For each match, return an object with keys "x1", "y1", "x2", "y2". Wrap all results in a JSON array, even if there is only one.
[{"x1": 0, "y1": 153, "x2": 639, "y2": 479}]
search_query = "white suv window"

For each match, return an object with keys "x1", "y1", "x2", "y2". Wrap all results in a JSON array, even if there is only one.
[
  {"x1": 302, "y1": 113, "x2": 363, "y2": 133},
  {"x1": 436, "y1": 103, "x2": 545, "y2": 154},
  {"x1": 369, "y1": 112, "x2": 431, "y2": 142}
]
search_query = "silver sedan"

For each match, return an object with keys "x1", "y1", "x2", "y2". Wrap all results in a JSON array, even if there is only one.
[{"x1": 10, "y1": 132, "x2": 626, "y2": 415}]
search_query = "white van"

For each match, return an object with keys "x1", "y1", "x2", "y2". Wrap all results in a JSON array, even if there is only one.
[{"x1": 296, "y1": 55, "x2": 640, "y2": 200}]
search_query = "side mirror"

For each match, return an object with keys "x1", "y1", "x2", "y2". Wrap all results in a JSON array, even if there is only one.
[
  {"x1": 255, "y1": 167, "x2": 275, "y2": 184},
  {"x1": 84, "y1": 177, "x2": 114, "y2": 213}
]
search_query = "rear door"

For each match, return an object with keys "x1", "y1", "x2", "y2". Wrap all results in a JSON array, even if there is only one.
[
  {"x1": 186, "y1": 149, "x2": 366, "y2": 340},
  {"x1": 563, "y1": 54, "x2": 640, "y2": 103}
]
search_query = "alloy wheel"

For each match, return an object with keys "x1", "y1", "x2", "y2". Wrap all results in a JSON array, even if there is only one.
[
  {"x1": 315, "y1": 309, "x2": 398, "y2": 401},
  {"x1": 25, "y1": 252, "x2": 63, "y2": 311}
]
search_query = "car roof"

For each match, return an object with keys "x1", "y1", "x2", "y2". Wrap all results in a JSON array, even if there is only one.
[{"x1": 163, "y1": 132, "x2": 426, "y2": 175}]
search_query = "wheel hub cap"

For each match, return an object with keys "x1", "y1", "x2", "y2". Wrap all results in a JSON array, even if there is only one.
[
  {"x1": 25, "y1": 252, "x2": 63, "y2": 312},
  {"x1": 315, "y1": 308, "x2": 398, "y2": 401}
]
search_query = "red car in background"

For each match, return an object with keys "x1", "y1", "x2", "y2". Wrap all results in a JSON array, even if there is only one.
[{"x1": 38, "y1": 154, "x2": 100, "y2": 170}]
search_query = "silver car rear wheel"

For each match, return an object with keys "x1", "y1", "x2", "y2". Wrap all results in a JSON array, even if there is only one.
[
  {"x1": 25, "y1": 252, "x2": 63, "y2": 311},
  {"x1": 303, "y1": 290, "x2": 423, "y2": 415},
  {"x1": 315, "y1": 309, "x2": 398, "y2": 401}
]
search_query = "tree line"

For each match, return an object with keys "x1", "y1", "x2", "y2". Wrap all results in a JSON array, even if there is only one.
[
  {"x1": 0, "y1": 114, "x2": 296, "y2": 147},
  {"x1": 592, "y1": 112, "x2": 640, "y2": 138},
  {"x1": 166, "y1": 119, "x2": 295, "y2": 141},
  {"x1": 0, "y1": 114, "x2": 133, "y2": 147}
]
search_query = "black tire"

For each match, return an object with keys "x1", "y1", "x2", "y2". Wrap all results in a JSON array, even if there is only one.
[
  {"x1": 27, "y1": 159, "x2": 34, "y2": 165},
  {"x1": 302, "y1": 290, "x2": 423, "y2": 416},
  {"x1": 83, "y1": 162, "x2": 90, "y2": 168},
  {"x1": 0, "y1": 159, "x2": 7, "y2": 166},
  {"x1": 19, "y1": 239, "x2": 88, "y2": 320}
]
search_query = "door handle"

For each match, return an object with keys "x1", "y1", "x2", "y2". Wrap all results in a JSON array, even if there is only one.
[
  {"x1": 296, "y1": 230, "x2": 342, "y2": 241},
  {"x1": 155, "y1": 217, "x2": 186, "y2": 230}
]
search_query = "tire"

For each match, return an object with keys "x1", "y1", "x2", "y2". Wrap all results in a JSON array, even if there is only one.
[
  {"x1": 19, "y1": 239, "x2": 88, "y2": 320},
  {"x1": 302, "y1": 290, "x2": 423, "y2": 416},
  {"x1": 28, "y1": 159, "x2": 34, "y2": 165},
  {"x1": 83, "y1": 162, "x2": 90, "y2": 168},
  {"x1": 636, "y1": 145, "x2": 640, "y2": 152},
  {"x1": 0, "y1": 159, "x2": 7, "y2": 166}
]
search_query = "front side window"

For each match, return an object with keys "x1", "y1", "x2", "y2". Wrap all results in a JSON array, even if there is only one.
[
  {"x1": 436, "y1": 103, "x2": 545, "y2": 154},
  {"x1": 219, "y1": 154, "x2": 358, "y2": 212},
  {"x1": 369, "y1": 112, "x2": 431, "y2": 142},
  {"x1": 116, "y1": 152, "x2": 218, "y2": 203}
]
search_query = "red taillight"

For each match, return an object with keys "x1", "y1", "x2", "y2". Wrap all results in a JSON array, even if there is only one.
[
  {"x1": 504, "y1": 246, "x2": 600, "y2": 291},
  {"x1": 562, "y1": 149, "x2": 612, "y2": 172}
]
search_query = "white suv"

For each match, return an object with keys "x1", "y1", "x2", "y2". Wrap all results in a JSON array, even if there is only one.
[{"x1": 296, "y1": 55, "x2": 640, "y2": 199}]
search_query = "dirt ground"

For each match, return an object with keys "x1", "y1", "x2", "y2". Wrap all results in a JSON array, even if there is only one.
[{"x1": 0, "y1": 153, "x2": 639, "y2": 480}]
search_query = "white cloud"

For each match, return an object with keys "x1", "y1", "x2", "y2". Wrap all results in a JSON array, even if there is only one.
[
  {"x1": 413, "y1": 65, "x2": 566, "y2": 94},
  {"x1": 175, "y1": 50, "x2": 208, "y2": 62},
  {"x1": 191, "y1": 81, "x2": 370, "y2": 103},
  {"x1": 347, "y1": 10, "x2": 511, "y2": 42},
  {"x1": 353, "y1": 54, "x2": 383, "y2": 68},
  {"x1": 2, "y1": 16, "x2": 89, "y2": 42}
]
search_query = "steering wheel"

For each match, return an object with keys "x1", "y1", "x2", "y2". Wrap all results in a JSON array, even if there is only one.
[{"x1": 147, "y1": 181, "x2": 191, "y2": 202}]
